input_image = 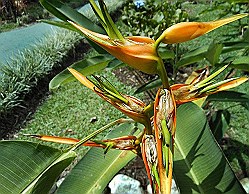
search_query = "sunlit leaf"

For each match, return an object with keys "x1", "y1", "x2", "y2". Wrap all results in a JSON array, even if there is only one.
[
  {"x1": 0, "y1": 141, "x2": 76, "y2": 194},
  {"x1": 49, "y1": 55, "x2": 113, "y2": 91},
  {"x1": 39, "y1": 0, "x2": 106, "y2": 53},
  {"x1": 39, "y1": 0, "x2": 104, "y2": 33}
]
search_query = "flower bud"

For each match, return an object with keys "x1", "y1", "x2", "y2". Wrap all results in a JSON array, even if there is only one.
[{"x1": 160, "y1": 14, "x2": 248, "y2": 44}]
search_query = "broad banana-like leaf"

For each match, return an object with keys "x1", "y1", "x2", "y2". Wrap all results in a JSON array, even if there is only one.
[
  {"x1": 49, "y1": 55, "x2": 113, "y2": 91},
  {"x1": 0, "y1": 141, "x2": 76, "y2": 194},
  {"x1": 56, "y1": 122, "x2": 142, "y2": 194},
  {"x1": 174, "y1": 103, "x2": 246, "y2": 193}
]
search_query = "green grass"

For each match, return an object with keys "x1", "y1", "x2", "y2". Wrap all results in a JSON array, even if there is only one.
[{"x1": 0, "y1": 23, "x2": 20, "y2": 33}]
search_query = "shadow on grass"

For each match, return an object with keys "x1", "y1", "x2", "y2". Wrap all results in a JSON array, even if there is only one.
[{"x1": 222, "y1": 138, "x2": 249, "y2": 179}]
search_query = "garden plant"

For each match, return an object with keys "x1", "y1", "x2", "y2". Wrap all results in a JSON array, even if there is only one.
[{"x1": 0, "y1": 0, "x2": 248, "y2": 193}]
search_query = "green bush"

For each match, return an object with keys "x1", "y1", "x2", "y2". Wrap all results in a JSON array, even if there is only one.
[{"x1": 120, "y1": 0, "x2": 188, "y2": 39}]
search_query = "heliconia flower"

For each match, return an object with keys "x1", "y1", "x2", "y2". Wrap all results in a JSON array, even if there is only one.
[
  {"x1": 28, "y1": 134, "x2": 139, "y2": 152},
  {"x1": 152, "y1": 88, "x2": 177, "y2": 194},
  {"x1": 69, "y1": 21, "x2": 159, "y2": 74},
  {"x1": 171, "y1": 65, "x2": 248, "y2": 105},
  {"x1": 68, "y1": 68, "x2": 151, "y2": 125},
  {"x1": 158, "y1": 13, "x2": 248, "y2": 44}
]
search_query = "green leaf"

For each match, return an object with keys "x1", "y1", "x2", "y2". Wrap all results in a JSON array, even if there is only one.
[
  {"x1": 39, "y1": 0, "x2": 104, "y2": 33},
  {"x1": 134, "y1": 78, "x2": 162, "y2": 94},
  {"x1": 231, "y1": 56, "x2": 249, "y2": 71},
  {"x1": 222, "y1": 41, "x2": 249, "y2": 54},
  {"x1": 56, "y1": 123, "x2": 142, "y2": 194},
  {"x1": 0, "y1": 141, "x2": 76, "y2": 194},
  {"x1": 174, "y1": 103, "x2": 245, "y2": 193},
  {"x1": 209, "y1": 110, "x2": 231, "y2": 141},
  {"x1": 207, "y1": 91, "x2": 249, "y2": 102},
  {"x1": 106, "y1": 58, "x2": 125, "y2": 70},
  {"x1": 49, "y1": 55, "x2": 113, "y2": 91},
  {"x1": 242, "y1": 28, "x2": 249, "y2": 42},
  {"x1": 39, "y1": 0, "x2": 107, "y2": 53},
  {"x1": 205, "y1": 42, "x2": 223, "y2": 65},
  {"x1": 158, "y1": 47, "x2": 175, "y2": 60},
  {"x1": 41, "y1": 19, "x2": 81, "y2": 33},
  {"x1": 177, "y1": 45, "x2": 208, "y2": 68}
]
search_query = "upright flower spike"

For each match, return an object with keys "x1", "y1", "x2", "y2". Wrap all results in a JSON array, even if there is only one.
[
  {"x1": 171, "y1": 65, "x2": 248, "y2": 105},
  {"x1": 156, "y1": 14, "x2": 248, "y2": 45},
  {"x1": 68, "y1": 68, "x2": 151, "y2": 127},
  {"x1": 153, "y1": 88, "x2": 177, "y2": 194},
  {"x1": 141, "y1": 135, "x2": 160, "y2": 194},
  {"x1": 69, "y1": 21, "x2": 159, "y2": 74}
]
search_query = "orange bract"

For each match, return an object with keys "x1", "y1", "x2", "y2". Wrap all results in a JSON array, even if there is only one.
[
  {"x1": 69, "y1": 21, "x2": 159, "y2": 74},
  {"x1": 160, "y1": 14, "x2": 248, "y2": 44}
]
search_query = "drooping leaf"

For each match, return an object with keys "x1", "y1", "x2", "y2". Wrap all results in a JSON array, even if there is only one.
[
  {"x1": 0, "y1": 141, "x2": 76, "y2": 194},
  {"x1": 205, "y1": 42, "x2": 223, "y2": 65},
  {"x1": 56, "y1": 122, "x2": 142, "y2": 194},
  {"x1": 39, "y1": 0, "x2": 104, "y2": 33},
  {"x1": 49, "y1": 55, "x2": 113, "y2": 91},
  {"x1": 209, "y1": 109, "x2": 231, "y2": 141},
  {"x1": 207, "y1": 91, "x2": 249, "y2": 102},
  {"x1": 222, "y1": 41, "x2": 249, "y2": 54},
  {"x1": 41, "y1": 19, "x2": 81, "y2": 33},
  {"x1": 39, "y1": 0, "x2": 106, "y2": 53},
  {"x1": 174, "y1": 103, "x2": 245, "y2": 193}
]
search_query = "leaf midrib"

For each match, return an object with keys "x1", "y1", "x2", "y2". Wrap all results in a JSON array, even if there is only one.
[{"x1": 174, "y1": 138, "x2": 205, "y2": 194}]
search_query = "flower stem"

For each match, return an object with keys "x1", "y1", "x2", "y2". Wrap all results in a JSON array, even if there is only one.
[
  {"x1": 157, "y1": 58, "x2": 170, "y2": 89},
  {"x1": 69, "y1": 118, "x2": 134, "y2": 151}
]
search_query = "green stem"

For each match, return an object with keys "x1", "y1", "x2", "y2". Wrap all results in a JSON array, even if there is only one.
[
  {"x1": 157, "y1": 58, "x2": 170, "y2": 89},
  {"x1": 68, "y1": 118, "x2": 134, "y2": 151},
  {"x1": 155, "y1": 31, "x2": 167, "y2": 49}
]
